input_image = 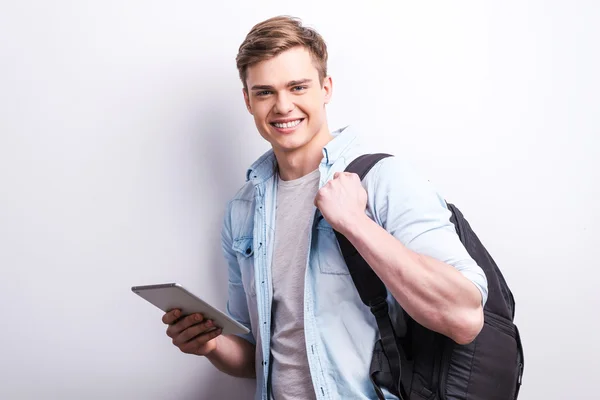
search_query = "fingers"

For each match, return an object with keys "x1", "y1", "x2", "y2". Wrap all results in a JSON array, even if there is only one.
[
  {"x1": 172, "y1": 319, "x2": 218, "y2": 346},
  {"x1": 315, "y1": 172, "x2": 345, "y2": 207},
  {"x1": 165, "y1": 312, "x2": 204, "y2": 338},
  {"x1": 333, "y1": 171, "x2": 358, "y2": 181},
  {"x1": 162, "y1": 309, "x2": 181, "y2": 325},
  {"x1": 162, "y1": 310, "x2": 222, "y2": 357},
  {"x1": 179, "y1": 328, "x2": 223, "y2": 355}
]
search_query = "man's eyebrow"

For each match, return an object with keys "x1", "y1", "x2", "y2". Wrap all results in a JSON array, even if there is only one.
[
  {"x1": 250, "y1": 84, "x2": 275, "y2": 91},
  {"x1": 287, "y1": 78, "x2": 312, "y2": 87},
  {"x1": 250, "y1": 79, "x2": 313, "y2": 91}
]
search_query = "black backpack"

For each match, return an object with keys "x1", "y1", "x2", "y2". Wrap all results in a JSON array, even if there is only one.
[{"x1": 335, "y1": 153, "x2": 524, "y2": 400}]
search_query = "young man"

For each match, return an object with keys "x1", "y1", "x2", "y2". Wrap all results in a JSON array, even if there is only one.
[{"x1": 162, "y1": 16, "x2": 488, "y2": 400}]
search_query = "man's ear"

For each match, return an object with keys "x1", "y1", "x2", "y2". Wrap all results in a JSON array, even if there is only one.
[
  {"x1": 243, "y1": 88, "x2": 253, "y2": 115},
  {"x1": 322, "y1": 76, "x2": 333, "y2": 105}
]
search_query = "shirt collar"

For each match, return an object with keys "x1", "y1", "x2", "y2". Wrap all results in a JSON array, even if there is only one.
[
  {"x1": 245, "y1": 125, "x2": 358, "y2": 184},
  {"x1": 320, "y1": 125, "x2": 357, "y2": 166}
]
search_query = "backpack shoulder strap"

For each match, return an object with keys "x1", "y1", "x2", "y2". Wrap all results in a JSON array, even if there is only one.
[
  {"x1": 335, "y1": 153, "x2": 408, "y2": 399},
  {"x1": 337, "y1": 153, "x2": 393, "y2": 304},
  {"x1": 344, "y1": 153, "x2": 394, "y2": 180}
]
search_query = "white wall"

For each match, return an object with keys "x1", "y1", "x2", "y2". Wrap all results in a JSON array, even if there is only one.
[{"x1": 1, "y1": 1, "x2": 598, "y2": 399}]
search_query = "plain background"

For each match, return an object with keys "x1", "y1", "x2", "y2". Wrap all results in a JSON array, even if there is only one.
[{"x1": 1, "y1": 1, "x2": 598, "y2": 399}]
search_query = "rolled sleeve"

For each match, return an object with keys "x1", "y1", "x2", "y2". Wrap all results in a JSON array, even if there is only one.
[{"x1": 365, "y1": 156, "x2": 488, "y2": 306}]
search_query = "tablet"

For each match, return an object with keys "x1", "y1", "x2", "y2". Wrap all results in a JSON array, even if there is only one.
[{"x1": 131, "y1": 283, "x2": 250, "y2": 336}]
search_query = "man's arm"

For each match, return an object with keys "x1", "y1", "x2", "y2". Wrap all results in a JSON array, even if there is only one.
[
  {"x1": 217, "y1": 199, "x2": 257, "y2": 375},
  {"x1": 162, "y1": 310, "x2": 255, "y2": 378},
  {"x1": 315, "y1": 158, "x2": 487, "y2": 345},
  {"x1": 342, "y1": 214, "x2": 483, "y2": 344},
  {"x1": 206, "y1": 334, "x2": 256, "y2": 378}
]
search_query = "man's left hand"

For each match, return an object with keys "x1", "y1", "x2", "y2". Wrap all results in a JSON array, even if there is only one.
[{"x1": 314, "y1": 172, "x2": 368, "y2": 235}]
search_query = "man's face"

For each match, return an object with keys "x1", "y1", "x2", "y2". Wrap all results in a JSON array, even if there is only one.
[{"x1": 243, "y1": 46, "x2": 332, "y2": 157}]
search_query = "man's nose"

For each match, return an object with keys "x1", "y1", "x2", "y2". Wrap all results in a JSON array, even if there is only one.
[{"x1": 274, "y1": 92, "x2": 294, "y2": 114}]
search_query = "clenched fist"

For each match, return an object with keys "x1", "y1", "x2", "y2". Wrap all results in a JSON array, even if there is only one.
[{"x1": 314, "y1": 171, "x2": 368, "y2": 235}]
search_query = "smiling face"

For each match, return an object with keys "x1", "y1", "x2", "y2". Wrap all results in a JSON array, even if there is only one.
[{"x1": 243, "y1": 46, "x2": 333, "y2": 160}]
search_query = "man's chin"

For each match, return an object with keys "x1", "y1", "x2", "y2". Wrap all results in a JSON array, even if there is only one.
[{"x1": 271, "y1": 139, "x2": 308, "y2": 155}]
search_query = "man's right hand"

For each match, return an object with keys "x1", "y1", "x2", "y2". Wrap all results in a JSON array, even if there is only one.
[{"x1": 162, "y1": 309, "x2": 223, "y2": 356}]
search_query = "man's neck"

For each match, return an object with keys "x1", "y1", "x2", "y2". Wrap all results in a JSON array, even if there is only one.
[{"x1": 275, "y1": 130, "x2": 334, "y2": 181}]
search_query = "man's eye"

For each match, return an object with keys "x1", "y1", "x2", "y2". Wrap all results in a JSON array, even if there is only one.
[
  {"x1": 292, "y1": 86, "x2": 307, "y2": 92},
  {"x1": 256, "y1": 91, "x2": 272, "y2": 96}
]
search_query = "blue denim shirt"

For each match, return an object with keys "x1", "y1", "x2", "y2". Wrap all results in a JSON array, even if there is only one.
[{"x1": 221, "y1": 126, "x2": 488, "y2": 400}]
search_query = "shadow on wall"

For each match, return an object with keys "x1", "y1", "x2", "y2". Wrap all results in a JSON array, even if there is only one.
[
  {"x1": 184, "y1": 99, "x2": 258, "y2": 400},
  {"x1": 194, "y1": 97, "x2": 261, "y2": 305}
]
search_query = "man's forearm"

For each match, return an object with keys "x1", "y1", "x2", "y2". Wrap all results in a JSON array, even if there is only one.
[
  {"x1": 206, "y1": 334, "x2": 256, "y2": 378},
  {"x1": 342, "y1": 214, "x2": 484, "y2": 344}
]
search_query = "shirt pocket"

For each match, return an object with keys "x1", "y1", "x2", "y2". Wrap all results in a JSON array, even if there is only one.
[
  {"x1": 315, "y1": 217, "x2": 350, "y2": 275},
  {"x1": 232, "y1": 236, "x2": 257, "y2": 297}
]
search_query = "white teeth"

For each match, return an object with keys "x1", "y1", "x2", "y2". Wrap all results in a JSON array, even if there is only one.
[{"x1": 273, "y1": 119, "x2": 302, "y2": 129}]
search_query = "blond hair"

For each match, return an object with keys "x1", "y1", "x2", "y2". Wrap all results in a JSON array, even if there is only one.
[{"x1": 236, "y1": 16, "x2": 328, "y2": 89}]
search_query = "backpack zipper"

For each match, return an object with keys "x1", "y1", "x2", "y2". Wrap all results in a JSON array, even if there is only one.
[{"x1": 437, "y1": 337, "x2": 454, "y2": 400}]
